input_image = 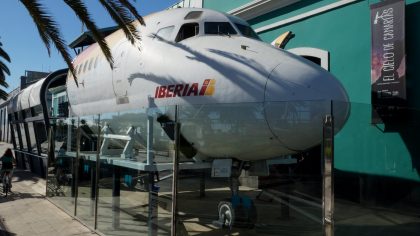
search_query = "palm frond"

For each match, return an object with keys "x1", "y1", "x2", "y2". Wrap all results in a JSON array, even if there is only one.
[
  {"x1": 0, "y1": 45, "x2": 11, "y2": 63},
  {"x1": 20, "y1": 0, "x2": 77, "y2": 84},
  {"x1": 0, "y1": 71, "x2": 9, "y2": 88},
  {"x1": 0, "y1": 60, "x2": 11, "y2": 76},
  {"x1": 99, "y1": 0, "x2": 140, "y2": 44},
  {"x1": 0, "y1": 77, "x2": 9, "y2": 88},
  {"x1": 0, "y1": 89, "x2": 9, "y2": 100},
  {"x1": 63, "y1": 0, "x2": 114, "y2": 69},
  {"x1": 36, "y1": 26, "x2": 52, "y2": 56},
  {"x1": 118, "y1": 0, "x2": 145, "y2": 25}
]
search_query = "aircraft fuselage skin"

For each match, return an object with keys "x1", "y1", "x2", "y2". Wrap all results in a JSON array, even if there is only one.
[{"x1": 67, "y1": 8, "x2": 349, "y2": 161}]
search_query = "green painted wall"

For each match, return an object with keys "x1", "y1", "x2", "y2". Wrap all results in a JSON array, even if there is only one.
[
  {"x1": 203, "y1": 0, "x2": 253, "y2": 12},
  {"x1": 204, "y1": 0, "x2": 420, "y2": 181}
]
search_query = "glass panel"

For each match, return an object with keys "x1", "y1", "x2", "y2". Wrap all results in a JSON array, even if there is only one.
[
  {"x1": 97, "y1": 107, "x2": 174, "y2": 235},
  {"x1": 27, "y1": 122, "x2": 38, "y2": 153},
  {"x1": 34, "y1": 121, "x2": 48, "y2": 154},
  {"x1": 20, "y1": 123, "x2": 28, "y2": 151},
  {"x1": 235, "y1": 23, "x2": 260, "y2": 40},
  {"x1": 33, "y1": 105, "x2": 43, "y2": 116},
  {"x1": 76, "y1": 115, "x2": 100, "y2": 227},
  {"x1": 176, "y1": 101, "x2": 329, "y2": 235},
  {"x1": 205, "y1": 22, "x2": 237, "y2": 35},
  {"x1": 156, "y1": 26, "x2": 175, "y2": 41},
  {"x1": 12, "y1": 124, "x2": 20, "y2": 150},
  {"x1": 333, "y1": 102, "x2": 420, "y2": 236},
  {"x1": 175, "y1": 23, "x2": 199, "y2": 42},
  {"x1": 46, "y1": 117, "x2": 78, "y2": 215}
]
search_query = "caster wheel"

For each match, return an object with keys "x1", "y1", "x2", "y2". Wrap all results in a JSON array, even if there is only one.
[{"x1": 218, "y1": 201, "x2": 235, "y2": 229}]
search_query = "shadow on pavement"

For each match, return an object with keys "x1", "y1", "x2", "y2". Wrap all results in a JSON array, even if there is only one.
[
  {"x1": 8, "y1": 169, "x2": 42, "y2": 184},
  {"x1": 0, "y1": 192, "x2": 44, "y2": 203}
]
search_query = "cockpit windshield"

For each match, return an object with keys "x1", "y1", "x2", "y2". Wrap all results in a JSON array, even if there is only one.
[
  {"x1": 205, "y1": 22, "x2": 237, "y2": 35},
  {"x1": 234, "y1": 23, "x2": 260, "y2": 40}
]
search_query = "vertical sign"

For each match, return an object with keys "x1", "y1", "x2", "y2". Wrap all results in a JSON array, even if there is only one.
[{"x1": 371, "y1": 0, "x2": 406, "y2": 106}]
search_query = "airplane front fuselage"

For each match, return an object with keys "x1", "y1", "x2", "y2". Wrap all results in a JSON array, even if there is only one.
[{"x1": 67, "y1": 8, "x2": 349, "y2": 161}]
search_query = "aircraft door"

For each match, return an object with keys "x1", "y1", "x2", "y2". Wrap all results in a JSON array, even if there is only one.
[
  {"x1": 112, "y1": 41, "x2": 130, "y2": 102},
  {"x1": 112, "y1": 40, "x2": 145, "y2": 104}
]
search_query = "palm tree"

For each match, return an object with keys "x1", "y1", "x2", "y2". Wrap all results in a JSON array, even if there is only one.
[
  {"x1": 19, "y1": 0, "x2": 145, "y2": 85},
  {"x1": 0, "y1": 41, "x2": 10, "y2": 100}
]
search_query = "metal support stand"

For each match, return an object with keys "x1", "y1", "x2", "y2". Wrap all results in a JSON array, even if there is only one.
[
  {"x1": 322, "y1": 111, "x2": 334, "y2": 236},
  {"x1": 112, "y1": 166, "x2": 121, "y2": 229},
  {"x1": 199, "y1": 170, "x2": 206, "y2": 198}
]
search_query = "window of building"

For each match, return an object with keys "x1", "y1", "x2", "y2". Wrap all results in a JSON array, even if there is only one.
[
  {"x1": 175, "y1": 23, "x2": 199, "y2": 42},
  {"x1": 234, "y1": 23, "x2": 260, "y2": 40},
  {"x1": 205, "y1": 22, "x2": 237, "y2": 35},
  {"x1": 27, "y1": 122, "x2": 38, "y2": 154}
]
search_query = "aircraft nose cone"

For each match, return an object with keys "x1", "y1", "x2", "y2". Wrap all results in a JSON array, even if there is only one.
[{"x1": 264, "y1": 52, "x2": 349, "y2": 152}]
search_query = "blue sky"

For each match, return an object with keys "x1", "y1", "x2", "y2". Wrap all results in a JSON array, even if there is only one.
[{"x1": 0, "y1": 0, "x2": 179, "y2": 92}]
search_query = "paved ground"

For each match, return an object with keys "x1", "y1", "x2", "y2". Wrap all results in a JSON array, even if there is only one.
[{"x1": 0, "y1": 143, "x2": 97, "y2": 236}]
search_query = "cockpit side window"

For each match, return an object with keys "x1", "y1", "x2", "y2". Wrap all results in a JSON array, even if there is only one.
[
  {"x1": 155, "y1": 26, "x2": 175, "y2": 41},
  {"x1": 205, "y1": 22, "x2": 237, "y2": 35},
  {"x1": 234, "y1": 23, "x2": 260, "y2": 40},
  {"x1": 175, "y1": 23, "x2": 199, "y2": 42}
]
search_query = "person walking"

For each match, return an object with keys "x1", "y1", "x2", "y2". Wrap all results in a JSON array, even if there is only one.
[{"x1": 1, "y1": 148, "x2": 15, "y2": 192}]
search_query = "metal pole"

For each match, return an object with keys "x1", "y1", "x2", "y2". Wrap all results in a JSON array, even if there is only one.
[
  {"x1": 46, "y1": 124, "x2": 55, "y2": 196},
  {"x1": 148, "y1": 172, "x2": 158, "y2": 236},
  {"x1": 112, "y1": 166, "x2": 121, "y2": 229},
  {"x1": 146, "y1": 103, "x2": 157, "y2": 236},
  {"x1": 74, "y1": 118, "x2": 81, "y2": 216},
  {"x1": 94, "y1": 115, "x2": 101, "y2": 229},
  {"x1": 171, "y1": 106, "x2": 180, "y2": 236},
  {"x1": 322, "y1": 101, "x2": 334, "y2": 236},
  {"x1": 146, "y1": 111, "x2": 154, "y2": 165}
]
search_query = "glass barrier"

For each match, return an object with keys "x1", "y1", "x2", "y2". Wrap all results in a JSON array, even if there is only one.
[
  {"x1": 19, "y1": 123, "x2": 28, "y2": 151},
  {"x1": 46, "y1": 117, "x2": 78, "y2": 214},
  {"x1": 175, "y1": 101, "x2": 331, "y2": 235},
  {"x1": 34, "y1": 120, "x2": 49, "y2": 154},
  {"x1": 333, "y1": 102, "x2": 420, "y2": 236},
  {"x1": 96, "y1": 107, "x2": 174, "y2": 235},
  {"x1": 76, "y1": 115, "x2": 100, "y2": 227},
  {"x1": 27, "y1": 122, "x2": 38, "y2": 153}
]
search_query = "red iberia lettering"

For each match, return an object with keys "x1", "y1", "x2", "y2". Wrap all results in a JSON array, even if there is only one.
[
  {"x1": 187, "y1": 83, "x2": 199, "y2": 96},
  {"x1": 154, "y1": 79, "x2": 216, "y2": 99}
]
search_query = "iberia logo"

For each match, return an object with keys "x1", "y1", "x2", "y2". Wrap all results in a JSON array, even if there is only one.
[{"x1": 154, "y1": 79, "x2": 216, "y2": 99}]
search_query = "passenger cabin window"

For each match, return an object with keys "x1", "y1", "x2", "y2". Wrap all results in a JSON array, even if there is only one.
[
  {"x1": 175, "y1": 23, "x2": 199, "y2": 42},
  {"x1": 155, "y1": 26, "x2": 175, "y2": 41},
  {"x1": 205, "y1": 22, "x2": 237, "y2": 35},
  {"x1": 235, "y1": 23, "x2": 260, "y2": 40}
]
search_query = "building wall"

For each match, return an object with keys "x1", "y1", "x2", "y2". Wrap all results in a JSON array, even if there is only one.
[
  {"x1": 203, "y1": 0, "x2": 252, "y2": 12},
  {"x1": 203, "y1": 0, "x2": 420, "y2": 181}
]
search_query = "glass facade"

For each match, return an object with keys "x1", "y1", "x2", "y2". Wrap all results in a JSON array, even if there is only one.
[
  {"x1": 3, "y1": 99, "x2": 413, "y2": 236},
  {"x1": 42, "y1": 101, "x2": 342, "y2": 235}
]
